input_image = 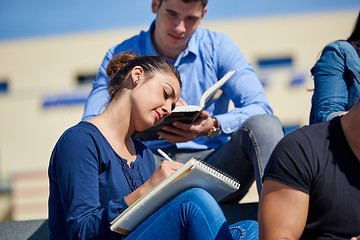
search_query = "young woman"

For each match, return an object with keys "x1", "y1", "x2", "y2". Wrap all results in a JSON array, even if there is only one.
[
  {"x1": 48, "y1": 52, "x2": 258, "y2": 240},
  {"x1": 309, "y1": 12, "x2": 360, "y2": 124}
]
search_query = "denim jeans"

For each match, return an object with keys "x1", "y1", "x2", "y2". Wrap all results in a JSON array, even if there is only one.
[
  {"x1": 124, "y1": 188, "x2": 258, "y2": 240},
  {"x1": 152, "y1": 115, "x2": 284, "y2": 202}
]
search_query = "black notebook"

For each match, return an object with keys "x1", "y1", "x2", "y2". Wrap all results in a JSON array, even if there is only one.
[{"x1": 133, "y1": 70, "x2": 237, "y2": 141}]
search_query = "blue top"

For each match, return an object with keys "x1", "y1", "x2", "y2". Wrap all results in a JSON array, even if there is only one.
[
  {"x1": 310, "y1": 40, "x2": 360, "y2": 124},
  {"x1": 82, "y1": 22, "x2": 272, "y2": 150},
  {"x1": 48, "y1": 121, "x2": 155, "y2": 240}
]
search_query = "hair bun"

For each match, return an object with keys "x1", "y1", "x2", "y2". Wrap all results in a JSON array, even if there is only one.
[{"x1": 106, "y1": 51, "x2": 140, "y2": 79}]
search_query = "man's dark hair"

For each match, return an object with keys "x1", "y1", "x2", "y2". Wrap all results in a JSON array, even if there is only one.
[{"x1": 158, "y1": 0, "x2": 208, "y2": 9}]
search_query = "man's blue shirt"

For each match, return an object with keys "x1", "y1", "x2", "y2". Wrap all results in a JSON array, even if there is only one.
[{"x1": 83, "y1": 22, "x2": 272, "y2": 150}]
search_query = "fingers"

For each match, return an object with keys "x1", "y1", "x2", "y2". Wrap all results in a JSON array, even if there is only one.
[
  {"x1": 199, "y1": 110, "x2": 209, "y2": 118},
  {"x1": 158, "y1": 127, "x2": 197, "y2": 143},
  {"x1": 159, "y1": 160, "x2": 184, "y2": 170},
  {"x1": 157, "y1": 114, "x2": 215, "y2": 143},
  {"x1": 147, "y1": 160, "x2": 183, "y2": 188},
  {"x1": 176, "y1": 97, "x2": 187, "y2": 106},
  {"x1": 156, "y1": 160, "x2": 183, "y2": 179}
]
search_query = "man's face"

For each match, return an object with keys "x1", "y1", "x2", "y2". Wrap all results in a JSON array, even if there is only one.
[{"x1": 151, "y1": 0, "x2": 207, "y2": 59}]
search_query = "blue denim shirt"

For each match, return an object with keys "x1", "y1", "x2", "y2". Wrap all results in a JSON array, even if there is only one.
[
  {"x1": 83, "y1": 22, "x2": 272, "y2": 150},
  {"x1": 310, "y1": 40, "x2": 360, "y2": 124}
]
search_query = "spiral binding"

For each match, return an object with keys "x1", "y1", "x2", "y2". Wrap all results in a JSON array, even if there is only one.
[{"x1": 193, "y1": 157, "x2": 241, "y2": 189}]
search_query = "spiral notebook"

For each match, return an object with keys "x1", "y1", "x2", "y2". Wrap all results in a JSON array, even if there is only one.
[{"x1": 110, "y1": 158, "x2": 240, "y2": 235}]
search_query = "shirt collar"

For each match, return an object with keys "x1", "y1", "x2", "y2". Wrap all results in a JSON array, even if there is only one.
[
  {"x1": 185, "y1": 32, "x2": 200, "y2": 57},
  {"x1": 144, "y1": 21, "x2": 158, "y2": 56}
]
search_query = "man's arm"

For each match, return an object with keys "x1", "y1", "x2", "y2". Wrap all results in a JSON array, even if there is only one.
[
  {"x1": 215, "y1": 33, "x2": 273, "y2": 134},
  {"x1": 258, "y1": 179, "x2": 309, "y2": 240},
  {"x1": 158, "y1": 33, "x2": 272, "y2": 142},
  {"x1": 82, "y1": 51, "x2": 114, "y2": 120}
]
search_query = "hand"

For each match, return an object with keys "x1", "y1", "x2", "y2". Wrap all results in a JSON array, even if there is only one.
[
  {"x1": 176, "y1": 97, "x2": 187, "y2": 107},
  {"x1": 339, "y1": 111, "x2": 348, "y2": 116},
  {"x1": 124, "y1": 160, "x2": 183, "y2": 206},
  {"x1": 157, "y1": 110, "x2": 215, "y2": 143},
  {"x1": 146, "y1": 160, "x2": 184, "y2": 188}
]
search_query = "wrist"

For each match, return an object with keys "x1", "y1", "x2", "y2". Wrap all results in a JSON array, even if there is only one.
[{"x1": 206, "y1": 117, "x2": 221, "y2": 138}]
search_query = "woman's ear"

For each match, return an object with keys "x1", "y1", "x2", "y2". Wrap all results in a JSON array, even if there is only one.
[{"x1": 131, "y1": 66, "x2": 144, "y2": 86}]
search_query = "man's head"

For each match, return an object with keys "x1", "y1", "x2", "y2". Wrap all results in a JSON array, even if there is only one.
[
  {"x1": 157, "y1": 0, "x2": 208, "y2": 9},
  {"x1": 151, "y1": 0, "x2": 208, "y2": 60}
]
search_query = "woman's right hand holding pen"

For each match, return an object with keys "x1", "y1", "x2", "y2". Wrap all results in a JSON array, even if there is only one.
[
  {"x1": 147, "y1": 160, "x2": 184, "y2": 189},
  {"x1": 124, "y1": 160, "x2": 183, "y2": 206}
]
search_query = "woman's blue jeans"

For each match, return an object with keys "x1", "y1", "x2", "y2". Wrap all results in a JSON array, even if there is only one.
[{"x1": 124, "y1": 188, "x2": 258, "y2": 240}]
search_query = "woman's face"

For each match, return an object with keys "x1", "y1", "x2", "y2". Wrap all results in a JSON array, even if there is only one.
[{"x1": 131, "y1": 71, "x2": 181, "y2": 132}]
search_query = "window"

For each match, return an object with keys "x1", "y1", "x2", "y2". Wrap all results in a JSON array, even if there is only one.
[
  {"x1": 257, "y1": 56, "x2": 293, "y2": 69},
  {"x1": 77, "y1": 73, "x2": 97, "y2": 85},
  {"x1": 0, "y1": 81, "x2": 8, "y2": 93}
]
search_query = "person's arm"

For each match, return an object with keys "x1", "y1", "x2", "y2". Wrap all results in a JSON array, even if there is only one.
[
  {"x1": 124, "y1": 160, "x2": 183, "y2": 206},
  {"x1": 158, "y1": 34, "x2": 272, "y2": 142},
  {"x1": 53, "y1": 131, "x2": 183, "y2": 239},
  {"x1": 214, "y1": 34, "x2": 273, "y2": 135},
  {"x1": 310, "y1": 41, "x2": 348, "y2": 124},
  {"x1": 52, "y1": 131, "x2": 125, "y2": 239},
  {"x1": 258, "y1": 179, "x2": 309, "y2": 240},
  {"x1": 82, "y1": 50, "x2": 114, "y2": 120}
]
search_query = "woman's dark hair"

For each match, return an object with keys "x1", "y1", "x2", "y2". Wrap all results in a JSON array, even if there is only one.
[
  {"x1": 108, "y1": 51, "x2": 181, "y2": 100},
  {"x1": 348, "y1": 11, "x2": 360, "y2": 54},
  {"x1": 106, "y1": 51, "x2": 137, "y2": 79}
]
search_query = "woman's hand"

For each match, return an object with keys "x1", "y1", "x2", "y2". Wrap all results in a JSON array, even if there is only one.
[
  {"x1": 124, "y1": 160, "x2": 183, "y2": 206},
  {"x1": 146, "y1": 160, "x2": 184, "y2": 189}
]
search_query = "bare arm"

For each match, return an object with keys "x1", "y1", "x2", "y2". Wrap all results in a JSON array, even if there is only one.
[{"x1": 258, "y1": 179, "x2": 309, "y2": 240}]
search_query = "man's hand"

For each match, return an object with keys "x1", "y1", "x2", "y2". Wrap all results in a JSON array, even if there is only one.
[
  {"x1": 176, "y1": 97, "x2": 187, "y2": 107},
  {"x1": 157, "y1": 110, "x2": 215, "y2": 143}
]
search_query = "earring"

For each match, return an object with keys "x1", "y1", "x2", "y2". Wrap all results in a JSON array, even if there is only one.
[{"x1": 135, "y1": 79, "x2": 139, "y2": 85}]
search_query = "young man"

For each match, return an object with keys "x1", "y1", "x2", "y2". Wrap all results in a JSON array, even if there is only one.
[
  {"x1": 258, "y1": 99, "x2": 360, "y2": 239},
  {"x1": 83, "y1": 0, "x2": 284, "y2": 202}
]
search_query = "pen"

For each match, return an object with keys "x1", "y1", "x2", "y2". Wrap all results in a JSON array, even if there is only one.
[{"x1": 157, "y1": 149, "x2": 173, "y2": 161}]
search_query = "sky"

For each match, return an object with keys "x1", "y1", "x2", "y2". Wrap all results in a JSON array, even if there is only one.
[{"x1": 0, "y1": 0, "x2": 359, "y2": 42}]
